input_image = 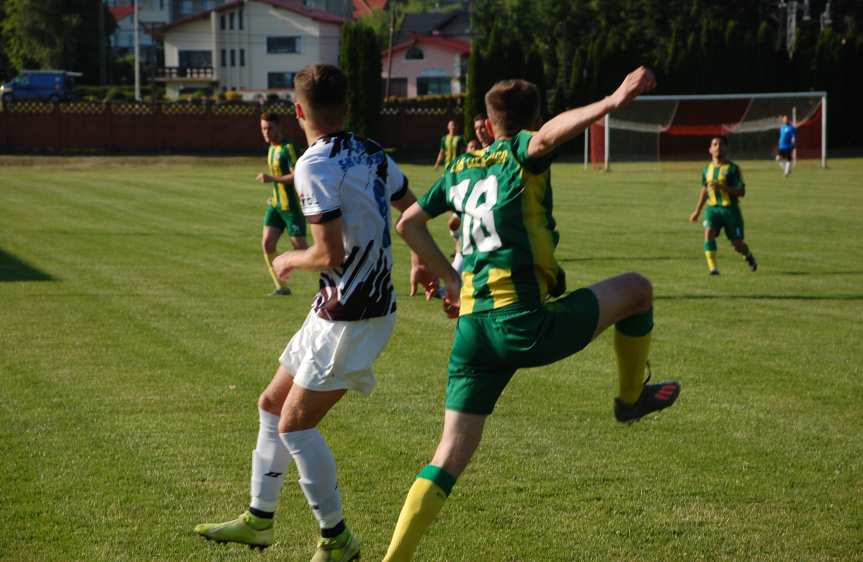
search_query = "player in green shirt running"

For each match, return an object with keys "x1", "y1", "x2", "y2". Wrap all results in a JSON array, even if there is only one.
[
  {"x1": 383, "y1": 67, "x2": 681, "y2": 561},
  {"x1": 689, "y1": 136, "x2": 758, "y2": 275},
  {"x1": 433, "y1": 119, "x2": 465, "y2": 171},
  {"x1": 258, "y1": 112, "x2": 308, "y2": 295}
]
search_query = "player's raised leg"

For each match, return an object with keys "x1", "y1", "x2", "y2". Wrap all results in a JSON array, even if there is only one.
[
  {"x1": 193, "y1": 365, "x2": 297, "y2": 549},
  {"x1": 587, "y1": 273, "x2": 680, "y2": 422}
]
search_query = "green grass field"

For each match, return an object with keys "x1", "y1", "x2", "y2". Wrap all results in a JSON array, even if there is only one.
[{"x1": 1, "y1": 155, "x2": 861, "y2": 561}]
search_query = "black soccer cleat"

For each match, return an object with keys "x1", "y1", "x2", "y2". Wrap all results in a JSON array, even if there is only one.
[
  {"x1": 745, "y1": 254, "x2": 758, "y2": 272},
  {"x1": 709, "y1": 269, "x2": 720, "y2": 276},
  {"x1": 614, "y1": 372, "x2": 680, "y2": 424},
  {"x1": 270, "y1": 286, "x2": 292, "y2": 296}
]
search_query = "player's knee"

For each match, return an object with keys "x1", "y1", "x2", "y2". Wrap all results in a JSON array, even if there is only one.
[
  {"x1": 624, "y1": 272, "x2": 652, "y2": 312},
  {"x1": 258, "y1": 392, "x2": 281, "y2": 416}
]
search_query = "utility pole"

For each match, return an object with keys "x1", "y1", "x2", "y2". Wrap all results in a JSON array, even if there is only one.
[
  {"x1": 134, "y1": 0, "x2": 141, "y2": 101},
  {"x1": 385, "y1": 1, "x2": 396, "y2": 98}
]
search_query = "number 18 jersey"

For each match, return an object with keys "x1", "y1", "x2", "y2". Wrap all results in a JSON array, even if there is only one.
[{"x1": 418, "y1": 130, "x2": 565, "y2": 316}]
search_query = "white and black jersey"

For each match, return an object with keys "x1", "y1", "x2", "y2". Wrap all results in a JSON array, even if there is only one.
[{"x1": 294, "y1": 132, "x2": 408, "y2": 321}]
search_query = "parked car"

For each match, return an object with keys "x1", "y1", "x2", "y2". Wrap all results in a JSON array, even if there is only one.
[{"x1": 1, "y1": 70, "x2": 82, "y2": 102}]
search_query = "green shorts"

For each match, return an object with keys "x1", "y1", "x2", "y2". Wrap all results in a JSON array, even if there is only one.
[
  {"x1": 263, "y1": 204, "x2": 306, "y2": 238},
  {"x1": 704, "y1": 206, "x2": 744, "y2": 240},
  {"x1": 445, "y1": 288, "x2": 600, "y2": 415}
]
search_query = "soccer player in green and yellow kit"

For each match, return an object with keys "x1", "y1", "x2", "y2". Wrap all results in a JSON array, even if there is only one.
[
  {"x1": 258, "y1": 112, "x2": 308, "y2": 295},
  {"x1": 433, "y1": 119, "x2": 465, "y2": 171},
  {"x1": 383, "y1": 67, "x2": 681, "y2": 561},
  {"x1": 689, "y1": 136, "x2": 757, "y2": 275}
]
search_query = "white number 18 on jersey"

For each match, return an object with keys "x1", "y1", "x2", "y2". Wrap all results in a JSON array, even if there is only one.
[{"x1": 450, "y1": 176, "x2": 502, "y2": 255}]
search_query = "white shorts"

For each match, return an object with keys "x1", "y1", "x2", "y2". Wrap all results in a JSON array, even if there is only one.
[{"x1": 279, "y1": 310, "x2": 395, "y2": 396}]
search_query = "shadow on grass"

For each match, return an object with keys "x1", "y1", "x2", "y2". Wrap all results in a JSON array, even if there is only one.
[
  {"x1": 656, "y1": 294, "x2": 863, "y2": 301},
  {"x1": 0, "y1": 249, "x2": 54, "y2": 282}
]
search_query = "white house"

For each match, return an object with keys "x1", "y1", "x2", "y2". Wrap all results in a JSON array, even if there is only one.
[
  {"x1": 156, "y1": 0, "x2": 343, "y2": 99},
  {"x1": 380, "y1": 11, "x2": 470, "y2": 98}
]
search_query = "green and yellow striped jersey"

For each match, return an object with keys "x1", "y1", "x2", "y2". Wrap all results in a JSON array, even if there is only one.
[
  {"x1": 701, "y1": 160, "x2": 745, "y2": 207},
  {"x1": 440, "y1": 134, "x2": 465, "y2": 167},
  {"x1": 419, "y1": 130, "x2": 565, "y2": 316},
  {"x1": 267, "y1": 142, "x2": 299, "y2": 211}
]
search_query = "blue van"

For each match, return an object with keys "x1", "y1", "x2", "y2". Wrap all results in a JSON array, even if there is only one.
[{"x1": 1, "y1": 70, "x2": 81, "y2": 102}]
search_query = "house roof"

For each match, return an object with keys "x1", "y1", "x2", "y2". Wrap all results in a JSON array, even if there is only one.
[
  {"x1": 110, "y1": 5, "x2": 135, "y2": 22},
  {"x1": 386, "y1": 33, "x2": 470, "y2": 57},
  {"x1": 353, "y1": 0, "x2": 387, "y2": 18},
  {"x1": 159, "y1": 0, "x2": 343, "y2": 33},
  {"x1": 395, "y1": 10, "x2": 469, "y2": 44}
]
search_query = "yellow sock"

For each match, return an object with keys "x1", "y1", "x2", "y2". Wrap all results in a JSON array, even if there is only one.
[
  {"x1": 705, "y1": 250, "x2": 717, "y2": 271},
  {"x1": 384, "y1": 477, "x2": 449, "y2": 562},
  {"x1": 614, "y1": 330, "x2": 651, "y2": 405},
  {"x1": 264, "y1": 250, "x2": 283, "y2": 290}
]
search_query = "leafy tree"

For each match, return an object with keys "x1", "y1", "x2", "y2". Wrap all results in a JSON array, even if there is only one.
[
  {"x1": 2, "y1": 0, "x2": 113, "y2": 83},
  {"x1": 340, "y1": 21, "x2": 383, "y2": 139}
]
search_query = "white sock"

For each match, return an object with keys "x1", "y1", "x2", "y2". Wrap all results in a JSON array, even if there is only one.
[
  {"x1": 777, "y1": 159, "x2": 785, "y2": 169},
  {"x1": 249, "y1": 409, "x2": 292, "y2": 512},
  {"x1": 280, "y1": 428, "x2": 344, "y2": 529},
  {"x1": 451, "y1": 252, "x2": 464, "y2": 273},
  {"x1": 784, "y1": 161, "x2": 791, "y2": 175}
]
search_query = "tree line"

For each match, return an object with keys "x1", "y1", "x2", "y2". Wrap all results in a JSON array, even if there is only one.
[{"x1": 463, "y1": 0, "x2": 862, "y2": 149}]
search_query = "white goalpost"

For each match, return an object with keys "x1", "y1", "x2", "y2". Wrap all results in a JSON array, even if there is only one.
[{"x1": 587, "y1": 91, "x2": 827, "y2": 170}]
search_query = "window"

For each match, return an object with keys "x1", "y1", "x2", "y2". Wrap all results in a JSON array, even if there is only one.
[
  {"x1": 229, "y1": 12, "x2": 234, "y2": 30},
  {"x1": 268, "y1": 72, "x2": 297, "y2": 89},
  {"x1": 238, "y1": 9, "x2": 244, "y2": 30},
  {"x1": 267, "y1": 36, "x2": 301, "y2": 54},
  {"x1": 230, "y1": 49, "x2": 235, "y2": 67},
  {"x1": 179, "y1": 50, "x2": 212, "y2": 67},
  {"x1": 159, "y1": 0, "x2": 164, "y2": 10},
  {"x1": 405, "y1": 46, "x2": 424, "y2": 60},
  {"x1": 219, "y1": 13, "x2": 225, "y2": 30},
  {"x1": 239, "y1": 49, "x2": 245, "y2": 67},
  {"x1": 387, "y1": 78, "x2": 407, "y2": 98},
  {"x1": 220, "y1": 48, "x2": 226, "y2": 67},
  {"x1": 417, "y1": 76, "x2": 450, "y2": 96}
]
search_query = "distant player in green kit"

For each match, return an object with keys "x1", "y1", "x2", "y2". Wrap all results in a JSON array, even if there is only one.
[
  {"x1": 433, "y1": 119, "x2": 465, "y2": 171},
  {"x1": 689, "y1": 136, "x2": 757, "y2": 275},
  {"x1": 258, "y1": 112, "x2": 308, "y2": 295},
  {"x1": 383, "y1": 67, "x2": 681, "y2": 561}
]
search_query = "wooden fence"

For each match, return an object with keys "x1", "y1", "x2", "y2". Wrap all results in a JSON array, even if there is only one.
[{"x1": 0, "y1": 99, "x2": 463, "y2": 154}]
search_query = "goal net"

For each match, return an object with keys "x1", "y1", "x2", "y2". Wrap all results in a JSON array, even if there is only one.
[{"x1": 588, "y1": 92, "x2": 827, "y2": 169}]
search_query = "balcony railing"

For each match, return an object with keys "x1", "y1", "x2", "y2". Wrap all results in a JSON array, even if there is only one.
[{"x1": 152, "y1": 66, "x2": 215, "y2": 81}]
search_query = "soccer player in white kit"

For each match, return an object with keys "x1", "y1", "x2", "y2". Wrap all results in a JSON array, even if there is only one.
[{"x1": 194, "y1": 64, "x2": 435, "y2": 562}]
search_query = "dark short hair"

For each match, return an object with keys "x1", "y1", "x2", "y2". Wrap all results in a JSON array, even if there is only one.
[
  {"x1": 473, "y1": 112, "x2": 487, "y2": 122},
  {"x1": 712, "y1": 135, "x2": 728, "y2": 145},
  {"x1": 293, "y1": 64, "x2": 347, "y2": 111},
  {"x1": 484, "y1": 79, "x2": 540, "y2": 137},
  {"x1": 260, "y1": 112, "x2": 279, "y2": 123}
]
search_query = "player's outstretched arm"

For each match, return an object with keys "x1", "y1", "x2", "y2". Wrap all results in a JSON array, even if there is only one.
[
  {"x1": 528, "y1": 66, "x2": 656, "y2": 159},
  {"x1": 396, "y1": 203, "x2": 461, "y2": 308}
]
